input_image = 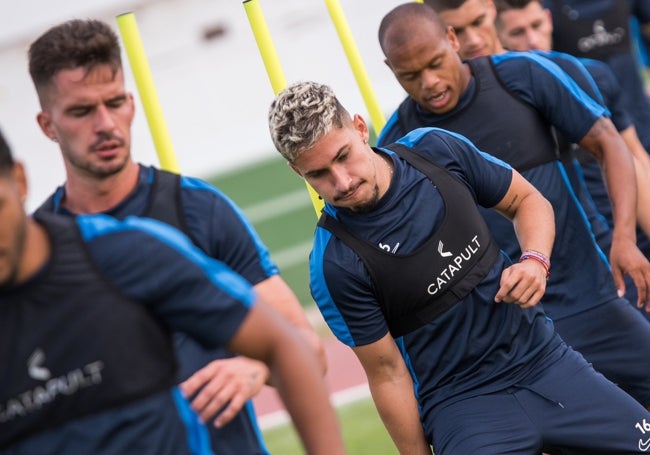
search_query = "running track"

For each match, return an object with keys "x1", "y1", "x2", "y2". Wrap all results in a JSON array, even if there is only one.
[{"x1": 253, "y1": 323, "x2": 369, "y2": 429}]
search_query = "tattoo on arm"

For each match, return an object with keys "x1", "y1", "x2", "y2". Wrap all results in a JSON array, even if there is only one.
[{"x1": 506, "y1": 194, "x2": 519, "y2": 213}]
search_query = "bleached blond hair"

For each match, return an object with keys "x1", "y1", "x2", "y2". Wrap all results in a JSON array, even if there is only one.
[{"x1": 268, "y1": 81, "x2": 351, "y2": 163}]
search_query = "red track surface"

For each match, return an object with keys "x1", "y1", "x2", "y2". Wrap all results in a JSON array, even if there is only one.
[{"x1": 253, "y1": 335, "x2": 368, "y2": 419}]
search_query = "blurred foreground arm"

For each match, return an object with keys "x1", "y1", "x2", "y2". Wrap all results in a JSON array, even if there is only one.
[
  {"x1": 183, "y1": 300, "x2": 345, "y2": 455},
  {"x1": 255, "y1": 275, "x2": 327, "y2": 373},
  {"x1": 178, "y1": 276, "x2": 327, "y2": 428}
]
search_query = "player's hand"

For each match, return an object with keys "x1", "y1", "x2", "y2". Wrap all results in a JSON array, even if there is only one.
[
  {"x1": 494, "y1": 260, "x2": 547, "y2": 308},
  {"x1": 609, "y1": 236, "x2": 650, "y2": 311},
  {"x1": 179, "y1": 356, "x2": 270, "y2": 428}
]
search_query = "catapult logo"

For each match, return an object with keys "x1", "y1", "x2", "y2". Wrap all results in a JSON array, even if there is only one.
[
  {"x1": 578, "y1": 20, "x2": 626, "y2": 53},
  {"x1": 0, "y1": 348, "x2": 105, "y2": 423},
  {"x1": 428, "y1": 235, "x2": 481, "y2": 295}
]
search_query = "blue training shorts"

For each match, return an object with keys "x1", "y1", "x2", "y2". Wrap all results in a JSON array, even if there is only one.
[
  {"x1": 553, "y1": 298, "x2": 650, "y2": 406},
  {"x1": 430, "y1": 345, "x2": 650, "y2": 454}
]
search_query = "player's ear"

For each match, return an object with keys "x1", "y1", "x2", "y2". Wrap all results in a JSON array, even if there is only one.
[
  {"x1": 36, "y1": 111, "x2": 57, "y2": 143},
  {"x1": 12, "y1": 162, "x2": 29, "y2": 205},
  {"x1": 352, "y1": 114, "x2": 369, "y2": 143}
]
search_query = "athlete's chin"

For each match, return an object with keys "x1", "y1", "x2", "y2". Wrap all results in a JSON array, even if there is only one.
[
  {"x1": 89, "y1": 156, "x2": 130, "y2": 178},
  {"x1": 349, "y1": 201, "x2": 378, "y2": 213},
  {"x1": 349, "y1": 191, "x2": 380, "y2": 213}
]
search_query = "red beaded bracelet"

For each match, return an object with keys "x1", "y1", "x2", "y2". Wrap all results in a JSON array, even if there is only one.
[{"x1": 520, "y1": 250, "x2": 551, "y2": 279}]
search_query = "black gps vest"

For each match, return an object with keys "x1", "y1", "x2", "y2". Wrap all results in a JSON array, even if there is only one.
[
  {"x1": 551, "y1": 0, "x2": 631, "y2": 61},
  {"x1": 397, "y1": 57, "x2": 559, "y2": 172},
  {"x1": 0, "y1": 212, "x2": 177, "y2": 448},
  {"x1": 36, "y1": 168, "x2": 197, "y2": 246},
  {"x1": 318, "y1": 144, "x2": 500, "y2": 338}
]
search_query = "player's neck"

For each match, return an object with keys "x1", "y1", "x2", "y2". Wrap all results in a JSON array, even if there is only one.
[{"x1": 62, "y1": 161, "x2": 140, "y2": 215}]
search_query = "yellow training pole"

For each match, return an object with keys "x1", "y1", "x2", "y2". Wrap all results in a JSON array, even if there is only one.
[
  {"x1": 324, "y1": 0, "x2": 386, "y2": 135},
  {"x1": 243, "y1": 0, "x2": 287, "y2": 94},
  {"x1": 116, "y1": 12, "x2": 180, "y2": 173},
  {"x1": 243, "y1": 0, "x2": 324, "y2": 217}
]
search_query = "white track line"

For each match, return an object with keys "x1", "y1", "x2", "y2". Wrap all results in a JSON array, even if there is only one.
[{"x1": 256, "y1": 382, "x2": 371, "y2": 430}]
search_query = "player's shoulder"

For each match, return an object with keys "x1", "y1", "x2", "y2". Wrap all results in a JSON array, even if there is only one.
[
  {"x1": 76, "y1": 213, "x2": 195, "y2": 254},
  {"x1": 494, "y1": 50, "x2": 560, "y2": 69}
]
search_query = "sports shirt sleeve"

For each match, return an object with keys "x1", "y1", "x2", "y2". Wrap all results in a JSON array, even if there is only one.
[
  {"x1": 311, "y1": 230, "x2": 386, "y2": 347},
  {"x1": 538, "y1": 51, "x2": 607, "y2": 105},
  {"x1": 397, "y1": 127, "x2": 513, "y2": 208},
  {"x1": 491, "y1": 52, "x2": 608, "y2": 144},
  {"x1": 76, "y1": 214, "x2": 256, "y2": 349},
  {"x1": 179, "y1": 176, "x2": 279, "y2": 286},
  {"x1": 579, "y1": 58, "x2": 634, "y2": 132},
  {"x1": 310, "y1": 128, "x2": 513, "y2": 348}
]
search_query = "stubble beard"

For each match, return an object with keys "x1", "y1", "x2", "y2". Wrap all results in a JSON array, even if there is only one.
[{"x1": 349, "y1": 182, "x2": 380, "y2": 214}]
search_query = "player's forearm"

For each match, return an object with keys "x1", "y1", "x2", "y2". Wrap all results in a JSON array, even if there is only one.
[
  {"x1": 270, "y1": 334, "x2": 345, "y2": 455},
  {"x1": 580, "y1": 118, "x2": 637, "y2": 241},
  {"x1": 511, "y1": 192, "x2": 555, "y2": 258},
  {"x1": 369, "y1": 375, "x2": 432, "y2": 455},
  {"x1": 255, "y1": 275, "x2": 328, "y2": 374},
  {"x1": 621, "y1": 127, "x2": 650, "y2": 236},
  {"x1": 496, "y1": 172, "x2": 554, "y2": 258}
]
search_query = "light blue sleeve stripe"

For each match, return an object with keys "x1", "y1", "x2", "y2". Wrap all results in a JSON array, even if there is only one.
[
  {"x1": 243, "y1": 401, "x2": 271, "y2": 455},
  {"x1": 77, "y1": 214, "x2": 256, "y2": 307},
  {"x1": 393, "y1": 127, "x2": 513, "y2": 170},
  {"x1": 180, "y1": 176, "x2": 278, "y2": 276},
  {"x1": 554, "y1": 163, "x2": 611, "y2": 269},
  {"x1": 171, "y1": 387, "x2": 214, "y2": 455},
  {"x1": 545, "y1": 50, "x2": 606, "y2": 105},
  {"x1": 493, "y1": 52, "x2": 607, "y2": 119},
  {"x1": 376, "y1": 109, "x2": 402, "y2": 146},
  {"x1": 310, "y1": 227, "x2": 356, "y2": 347}
]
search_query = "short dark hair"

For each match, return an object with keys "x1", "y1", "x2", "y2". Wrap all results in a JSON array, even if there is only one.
[
  {"x1": 28, "y1": 19, "x2": 122, "y2": 103},
  {"x1": 423, "y1": 0, "x2": 469, "y2": 12},
  {"x1": 379, "y1": 3, "x2": 447, "y2": 55},
  {"x1": 0, "y1": 129, "x2": 15, "y2": 173},
  {"x1": 494, "y1": 0, "x2": 538, "y2": 15}
]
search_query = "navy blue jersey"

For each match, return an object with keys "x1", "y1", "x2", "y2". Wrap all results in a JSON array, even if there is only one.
[
  {"x1": 45, "y1": 165, "x2": 278, "y2": 285},
  {"x1": 549, "y1": 53, "x2": 650, "y2": 259},
  {"x1": 537, "y1": 50, "x2": 631, "y2": 130},
  {"x1": 526, "y1": 51, "x2": 618, "y2": 260},
  {"x1": 379, "y1": 52, "x2": 606, "y2": 146},
  {"x1": 378, "y1": 52, "x2": 619, "y2": 320},
  {"x1": 39, "y1": 165, "x2": 275, "y2": 455},
  {"x1": 312, "y1": 127, "x2": 562, "y2": 422},
  {"x1": 545, "y1": 0, "x2": 650, "y2": 150},
  {"x1": 532, "y1": 50, "x2": 650, "y2": 303},
  {"x1": 2, "y1": 214, "x2": 256, "y2": 454}
]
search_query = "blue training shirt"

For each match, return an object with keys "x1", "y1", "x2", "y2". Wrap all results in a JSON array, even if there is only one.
[
  {"x1": 544, "y1": 0, "x2": 650, "y2": 149},
  {"x1": 378, "y1": 52, "x2": 620, "y2": 320},
  {"x1": 311, "y1": 128, "x2": 563, "y2": 431},
  {"x1": 2, "y1": 214, "x2": 256, "y2": 454},
  {"x1": 39, "y1": 165, "x2": 275, "y2": 455}
]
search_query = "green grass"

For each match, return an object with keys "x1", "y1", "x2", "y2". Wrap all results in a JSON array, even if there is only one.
[
  {"x1": 207, "y1": 156, "x2": 318, "y2": 306},
  {"x1": 262, "y1": 397, "x2": 399, "y2": 455}
]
